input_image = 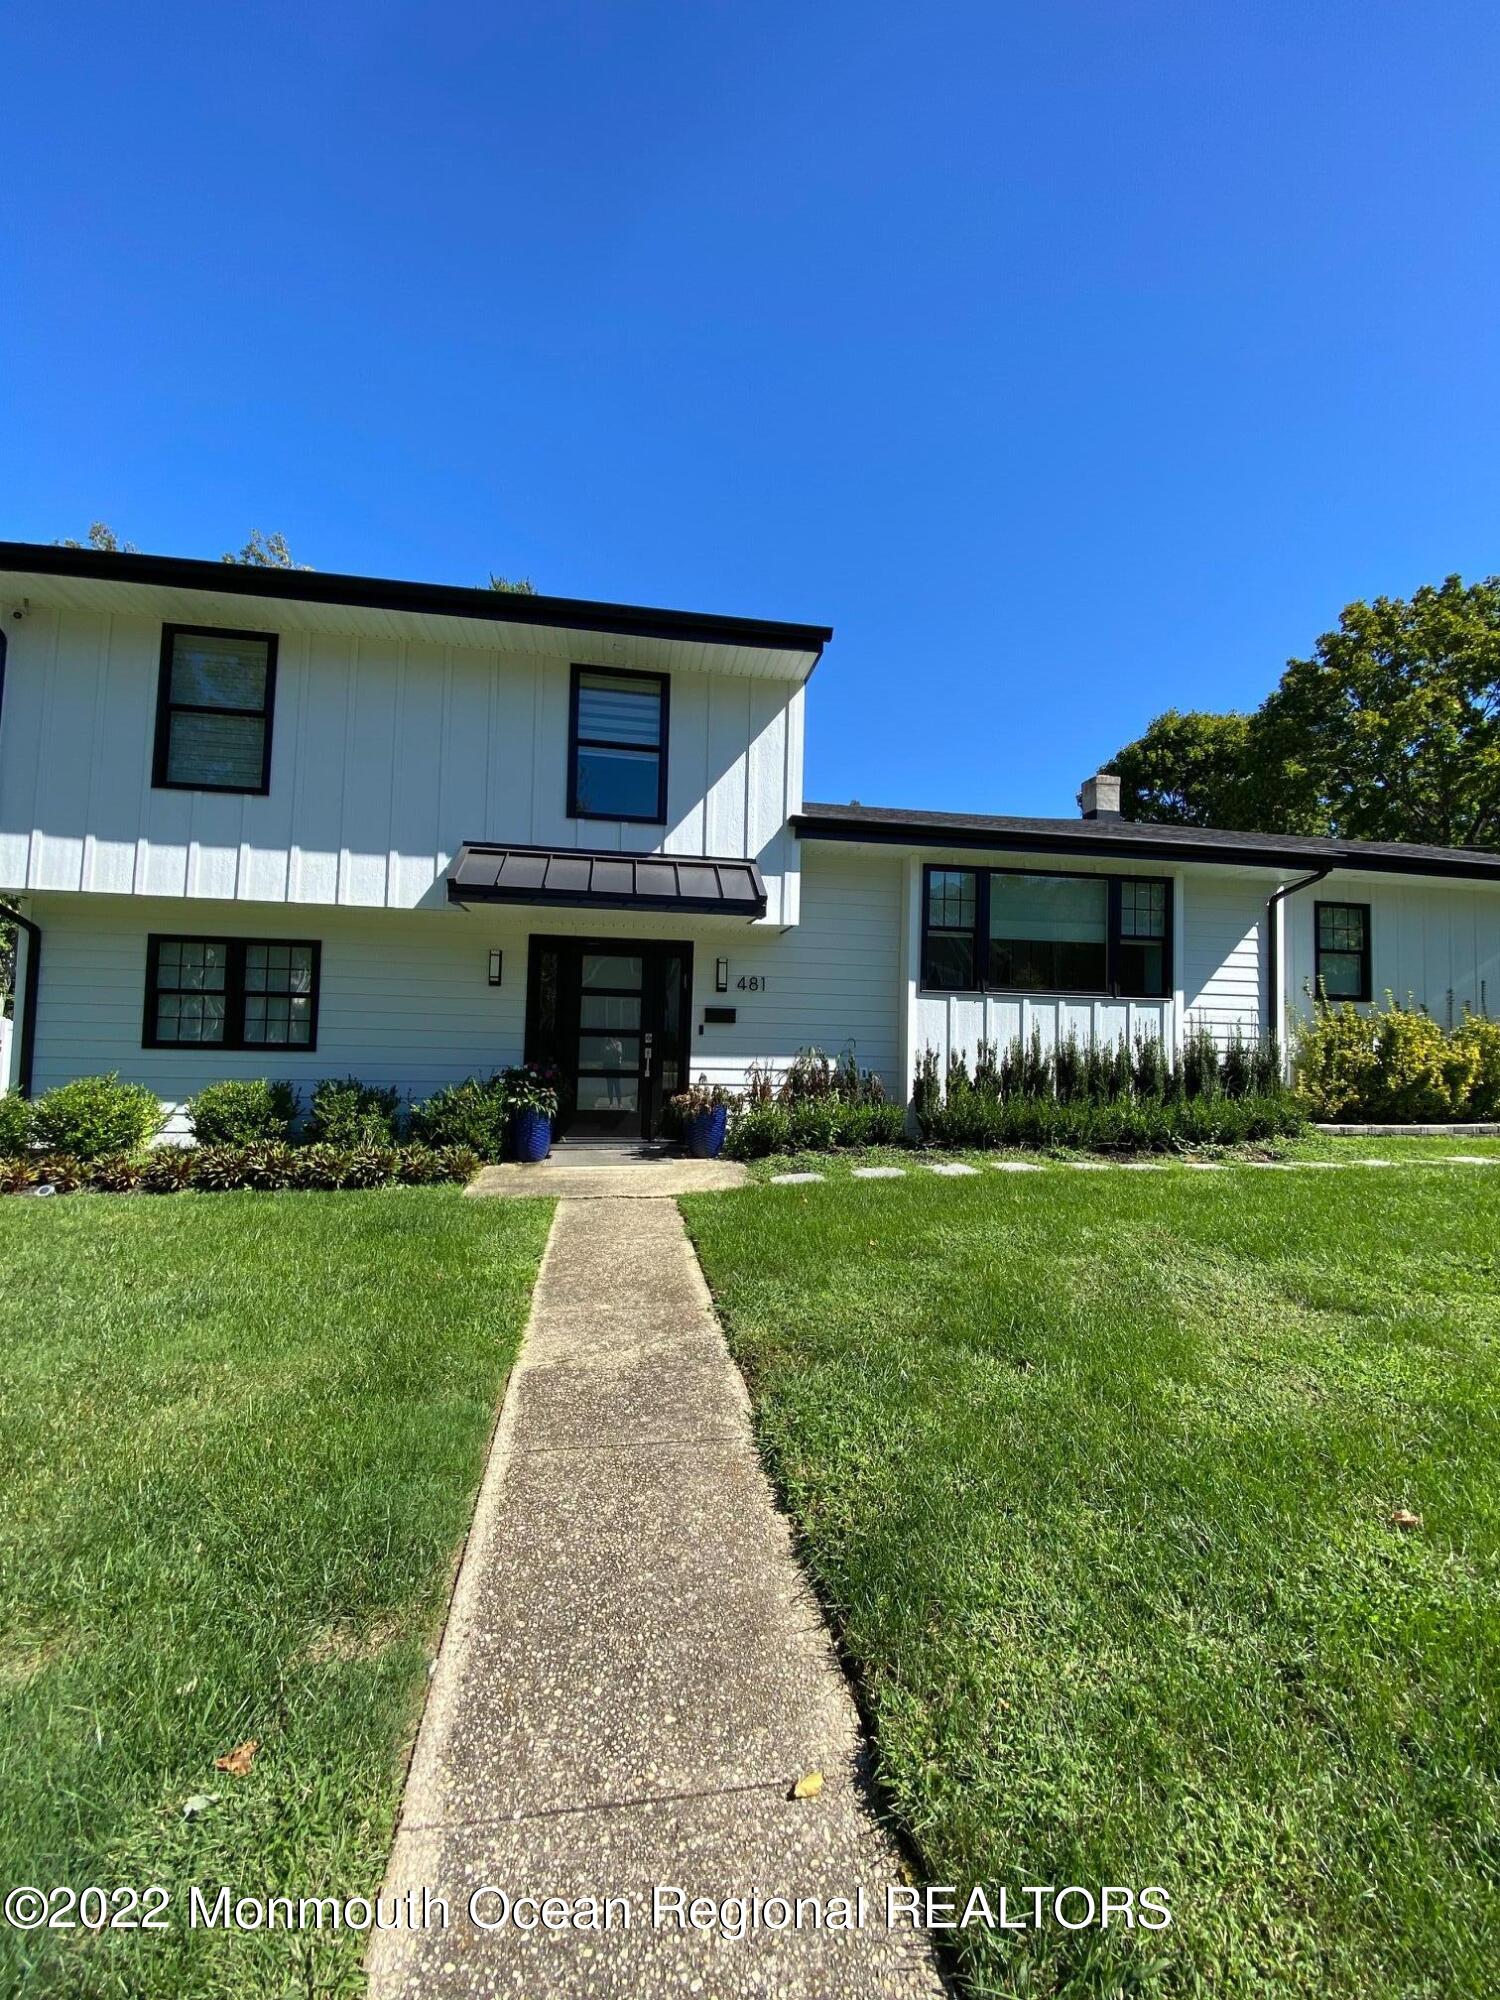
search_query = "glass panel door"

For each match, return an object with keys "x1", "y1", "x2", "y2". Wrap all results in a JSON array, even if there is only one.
[{"x1": 572, "y1": 953, "x2": 645, "y2": 1130}]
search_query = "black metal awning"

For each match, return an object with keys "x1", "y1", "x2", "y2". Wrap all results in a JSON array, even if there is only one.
[{"x1": 447, "y1": 842, "x2": 768, "y2": 919}]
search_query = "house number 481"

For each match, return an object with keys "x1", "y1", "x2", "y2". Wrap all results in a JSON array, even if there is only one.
[{"x1": 736, "y1": 975, "x2": 766, "y2": 991}]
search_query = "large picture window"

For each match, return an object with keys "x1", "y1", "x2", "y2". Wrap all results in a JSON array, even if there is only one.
[
  {"x1": 568, "y1": 665, "x2": 668, "y2": 823},
  {"x1": 153, "y1": 626, "x2": 278, "y2": 793},
  {"x1": 1315, "y1": 901, "x2": 1371, "y2": 1001},
  {"x1": 920, "y1": 866, "x2": 1171, "y2": 997},
  {"x1": 145, "y1": 936, "x2": 320, "y2": 1050}
]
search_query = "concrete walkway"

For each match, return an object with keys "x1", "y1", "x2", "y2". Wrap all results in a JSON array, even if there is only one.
[{"x1": 368, "y1": 1196, "x2": 942, "y2": 1998}]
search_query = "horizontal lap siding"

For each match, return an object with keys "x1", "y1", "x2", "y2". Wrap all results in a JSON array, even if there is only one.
[
  {"x1": 27, "y1": 846, "x2": 902, "y2": 1130},
  {"x1": 1182, "y1": 878, "x2": 1263, "y2": 1043}
]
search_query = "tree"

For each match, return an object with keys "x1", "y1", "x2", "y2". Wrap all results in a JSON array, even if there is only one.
[
  {"x1": 222, "y1": 530, "x2": 310, "y2": 570},
  {"x1": 56, "y1": 522, "x2": 137, "y2": 553},
  {"x1": 488, "y1": 573, "x2": 537, "y2": 594},
  {"x1": 1108, "y1": 710, "x2": 1254, "y2": 827},
  {"x1": 1108, "y1": 575, "x2": 1500, "y2": 848}
]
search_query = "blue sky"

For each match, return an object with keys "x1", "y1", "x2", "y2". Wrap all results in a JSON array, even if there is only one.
[{"x1": 4, "y1": 1, "x2": 1497, "y2": 815}]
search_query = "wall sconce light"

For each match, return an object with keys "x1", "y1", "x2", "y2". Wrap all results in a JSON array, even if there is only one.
[
  {"x1": 488, "y1": 949, "x2": 503, "y2": 987},
  {"x1": 715, "y1": 957, "x2": 729, "y2": 993}
]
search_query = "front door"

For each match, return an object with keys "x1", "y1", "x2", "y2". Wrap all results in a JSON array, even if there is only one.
[{"x1": 525, "y1": 938, "x2": 693, "y2": 1140}]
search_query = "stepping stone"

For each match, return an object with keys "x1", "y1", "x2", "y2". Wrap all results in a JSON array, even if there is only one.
[
  {"x1": 851, "y1": 1165, "x2": 906, "y2": 1179},
  {"x1": 991, "y1": 1160, "x2": 1043, "y2": 1172},
  {"x1": 1185, "y1": 1162, "x2": 1224, "y2": 1170},
  {"x1": 1295, "y1": 1160, "x2": 1342, "y2": 1168},
  {"x1": 1356, "y1": 1158, "x2": 1396, "y2": 1167},
  {"x1": 927, "y1": 1161, "x2": 980, "y2": 1176},
  {"x1": 1119, "y1": 1161, "x2": 1166, "y2": 1170},
  {"x1": 1444, "y1": 1154, "x2": 1500, "y2": 1164},
  {"x1": 769, "y1": 1171, "x2": 824, "y2": 1184},
  {"x1": 1068, "y1": 1161, "x2": 1112, "y2": 1170}
]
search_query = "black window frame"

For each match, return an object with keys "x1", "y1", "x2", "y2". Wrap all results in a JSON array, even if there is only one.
[
  {"x1": 567, "y1": 662, "x2": 670, "y2": 825},
  {"x1": 919, "y1": 864, "x2": 1174, "y2": 999},
  {"x1": 152, "y1": 623, "x2": 279, "y2": 795},
  {"x1": 1314, "y1": 900, "x2": 1372, "y2": 1002},
  {"x1": 143, "y1": 934, "x2": 322, "y2": 1051}
]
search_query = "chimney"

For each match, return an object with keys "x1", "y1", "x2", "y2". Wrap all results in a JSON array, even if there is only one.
[{"x1": 1077, "y1": 771, "x2": 1122, "y2": 820}]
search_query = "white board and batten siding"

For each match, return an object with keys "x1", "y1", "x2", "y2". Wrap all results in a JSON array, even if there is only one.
[
  {"x1": 23, "y1": 848, "x2": 902, "y2": 1135},
  {"x1": 0, "y1": 609, "x2": 805, "y2": 923},
  {"x1": 1284, "y1": 870, "x2": 1500, "y2": 1027}
]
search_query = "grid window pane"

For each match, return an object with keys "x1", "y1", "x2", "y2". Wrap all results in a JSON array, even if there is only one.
[
  {"x1": 1121, "y1": 881, "x2": 1166, "y2": 939},
  {"x1": 1319, "y1": 951, "x2": 1365, "y2": 998},
  {"x1": 149, "y1": 937, "x2": 315, "y2": 1048},
  {"x1": 1318, "y1": 906, "x2": 1366, "y2": 953},
  {"x1": 927, "y1": 870, "x2": 976, "y2": 929},
  {"x1": 1317, "y1": 904, "x2": 1369, "y2": 999}
]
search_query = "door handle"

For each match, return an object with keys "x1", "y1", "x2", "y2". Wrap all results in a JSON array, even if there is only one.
[{"x1": 643, "y1": 1032, "x2": 654, "y2": 1079}]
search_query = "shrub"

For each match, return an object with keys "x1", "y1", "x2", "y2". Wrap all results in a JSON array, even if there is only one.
[
  {"x1": 1457, "y1": 1012, "x2": 1500, "y2": 1118},
  {"x1": 32, "y1": 1153, "x2": 87, "y2": 1193},
  {"x1": 1369, "y1": 1004, "x2": 1477, "y2": 1123},
  {"x1": 289, "y1": 1144, "x2": 353, "y2": 1190},
  {"x1": 409, "y1": 1077, "x2": 510, "y2": 1160},
  {"x1": 435, "y1": 1145, "x2": 482, "y2": 1184},
  {"x1": 1293, "y1": 1003, "x2": 1378, "y2": 1119},
  {"x1": 921, "y1": 1091, "x2": 1303, "y2": 1153},
  {"x1": 724, "y1": 1104, "x2": 791, "y2": 1159},
  {"x1": 339, "y1": 1146, "x2": 398, "y2": 1189},
  {"x1": 0, "y1": 1093, "x2": 31, "y2": 1157},
  {"x1": 188, "y1": 1078, "x2": 298, "y2": 1145},
  {"x1": 190, "y1": 1146, "x2": 255, "y2": 1192},
  {"x1": 0, "y1": 1155, "x2": 38, "y2": 1194},
  {"x1": 140, "y1": 1148, "x2": 197, "y2": 1193},
  {"x1": 29, "y1": 1074, "x2": 162, "y2": 1160},
  {"x1": 499, "y1": 1064, "x2": 561, "y2": 1119},
  {"x1": 306, "y1": 1076, "x2": 402, "y2": 1145},
  {"x1": 89, "y1": 1155, "x2": 144, "y2": 1193},
  {"x1": 725, "y1": 1097, "x2": 909, "y2": 1158}
]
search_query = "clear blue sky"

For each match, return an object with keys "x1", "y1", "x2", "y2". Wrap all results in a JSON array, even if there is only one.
[{"x1": 4, "y1": 2, "x2": 1497, "y2": 815}]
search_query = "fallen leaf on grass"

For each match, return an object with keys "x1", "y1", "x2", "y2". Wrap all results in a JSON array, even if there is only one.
[
  {"x1": 790, "y1": 1770, "x2": 824, "y2": 1800},
  {"x1": 1390, "y1": 1509, "x2": 1424, "y2": 1530},
  {"x1": 214, "y1": 1739, "x2": 259, "y2": 1776}
]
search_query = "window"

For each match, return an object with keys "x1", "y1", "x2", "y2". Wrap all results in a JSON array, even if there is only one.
[
  {"x1": 990, "y1": 873, "x2": 1107, "y2": 992},
  {"x1": 568, "y1": 665, "x2": 668, "y2": 822},
  {"x1": 1315, "y1": 902, "x2": 1370, "y2": 1000},
  {"x1": 920, "y1": 866, "x2": 1172, "y2": 997},
  {"x1": 153, "y1": 626, "x2": 277, "y2": 793},
  {"x1": 145, "y1": 936, "x2": 320, "y2": 1050},
  {"x1": 922, "y1": 870, "x2": 979, "y2": 990}
]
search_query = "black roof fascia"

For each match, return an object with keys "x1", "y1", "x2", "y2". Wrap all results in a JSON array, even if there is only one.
[
  {"x1": 792, "y1": 808, "x2": 1500, "y2": 884},
  {"x1": 0, "y1": 542, "x2": 832, "y2": 657}
]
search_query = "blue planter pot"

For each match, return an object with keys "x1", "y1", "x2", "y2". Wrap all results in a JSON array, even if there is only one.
[
  {"x1": 682, "y1": 1104, "x2": 728, "y2": 1159},
  {"x1": 510, "y1": 1107, "x2": 552, "y2": 1163}
]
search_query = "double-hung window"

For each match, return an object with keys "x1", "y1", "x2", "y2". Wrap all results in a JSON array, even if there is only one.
[
  {"x1": 1315, "y1": 902, "x2": 1371, "y2": 1000},
  {"x1": 145, "y1": 936, "x2": 320, "y2": 1050},
  {"x1": 153, "y1": 625, "x2": 278, "y2": 793},
  {"x1": 921, "y1": 867, "x2": 1171, "y2": 997},
  {"x1": 568, "y1": 666, "x2": 668, "y2": 822}
]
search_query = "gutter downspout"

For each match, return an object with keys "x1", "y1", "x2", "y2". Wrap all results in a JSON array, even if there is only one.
[
  {"x1": 9, "y1": 906, "x2": 40, "y2": 1098},
  {"x1": 1265, "y1": 866, "x2": 1331, "y2": 1062}
]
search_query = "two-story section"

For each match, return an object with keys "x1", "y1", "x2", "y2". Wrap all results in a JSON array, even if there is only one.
[{"x1": 0, "y1": 543, "x2": 905, "y2": 1137}]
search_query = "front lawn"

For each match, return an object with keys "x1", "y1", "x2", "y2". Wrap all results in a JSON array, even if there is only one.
[
  {"x1": 1, "y1": 1190, "x2": 552, "y2": 1999},
  {"x1": 683, "y1": 1169, "x2": 1500, "y2": 1998}
]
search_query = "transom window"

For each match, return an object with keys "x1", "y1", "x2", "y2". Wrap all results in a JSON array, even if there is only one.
[
  {"x1": 568, "y1": 666, "x2": 668, "y2": 822},
  {"x1": 145, "y1": 936, "x2": 320, "y2": 1050},
  {"x1": 921, "y1": 867, "x2": 1171, "y2": 997},
  {"x1": 1315, "y1": 901, "x2": 1371, "y2": 1001},
  {"x1": 153, "y1": 625, "x2": 278, "y2": 793}
]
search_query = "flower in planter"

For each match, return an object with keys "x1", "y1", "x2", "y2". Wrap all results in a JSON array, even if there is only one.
[{"x1": 499, "y1": 1064, "x2": 561, "y2": 1121}]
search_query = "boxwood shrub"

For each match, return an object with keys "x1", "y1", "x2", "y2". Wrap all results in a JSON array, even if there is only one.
[
  {"x1": 0, "y1": 1143, "x2": 482, "y2": 1196},
  {"x1": 0, "y1": 1093, "x2": 31, "y2": 1158},
  {"x1": 28, "y1": 1074, "x2": 163, "y2": 1160},
  {"x1": 408, "y1": 1076, "x2": 511, "y2": 1160},
  {"x1": 187, "y1": 1078, "x2": 299, "y2": 1145},
  {"x1": 305, "y1": 1076, "x2": 403, "y2": 1145}
]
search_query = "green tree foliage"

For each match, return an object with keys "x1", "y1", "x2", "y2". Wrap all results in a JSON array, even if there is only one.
[
  {"x1": 1110, "y1": 710, "x2": 1254, "y2": 826},
  {"x1": 1110, "y1": 575, "x2": 1500, "y2": 847},
  {"x1": 56, "y1": 522, "x2": 137, "y2": 553},
  {"x1": 221, "y1": 530, "x2": 310, "y2": 570},
  {"x1": 487, "y1": 573, "x2": 537, "y2": 593}
]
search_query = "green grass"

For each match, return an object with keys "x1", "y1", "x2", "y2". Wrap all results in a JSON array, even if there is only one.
[
  {"x1": 683, "y1": 1169, "x2": 1500, "y2": 1998},
  {"x1": 0, "y1": 1190, "x2": 552, "y2": 1999},
  {"x1": 738, "y1": 1133, "x2": 1500, "y2": 1181}
]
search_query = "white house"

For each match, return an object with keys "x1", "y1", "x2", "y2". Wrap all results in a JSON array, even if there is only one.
[{"x1": 3, "y1": 541, "x2": 1498, "y2": 1136}]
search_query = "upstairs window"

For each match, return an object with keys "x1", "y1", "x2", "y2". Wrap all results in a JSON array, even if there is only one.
[
  {"x1": 153, "y1": 625, "x2": 277, "y2": 794},
  {"x1": 568, "y1": 666, "x2": 668, "y2": 822},
  {"x1": 145, "y1": 935, "x2": 320, "y2": 1050},
  {"x1": 921, "y1": 866, "x2": 1172, "y2": 998},
  {"x1": 1315, "y1": 901, "x2": 1371, "y2": 1000}
]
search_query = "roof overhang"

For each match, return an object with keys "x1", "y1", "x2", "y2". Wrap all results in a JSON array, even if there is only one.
[
  {"x1": 448, "y1": 842, "x2": 768, "y2": 919},
  {"x1": 0, "y1": 544, "x2": 830, "y2": 682},
  {"x1": 792, "y1": 810, "x2": 1500, "y2": 885}
]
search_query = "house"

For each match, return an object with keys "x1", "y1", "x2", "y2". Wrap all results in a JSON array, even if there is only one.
[{"x1": 3, "y1": 540, "x2": 1499, "y2": 1136}]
